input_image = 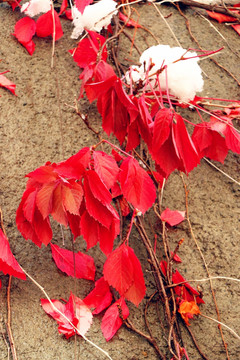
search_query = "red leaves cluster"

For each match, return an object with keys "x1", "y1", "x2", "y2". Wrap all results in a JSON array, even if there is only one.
[
  {"x1": 16, "y1": 147, "x2": 156, "y2": 253},
  {"x1": 12, "y1": 9, "x2": 63, "y2": 55}
]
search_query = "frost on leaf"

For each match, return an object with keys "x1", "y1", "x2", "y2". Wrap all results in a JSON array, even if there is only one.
[
  {"x1": 41, "y1": 292, "x2": 92, "y2": 338},
  {"x1": 71, "y1": 0, "x2": 118, "y2": 39}
]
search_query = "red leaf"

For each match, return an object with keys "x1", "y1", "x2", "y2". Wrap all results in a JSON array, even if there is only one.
[
  {"x1": 207, "y1": 10, "x2": 237, "y2": 23},
  {"x1": 172, "y1": 270, "x2": 204, "y2": 304},
  {"x1": 232, "y1": 24, "x2": 240, "y2": 36},
  {"x1": 59, "y1": 0, "x2": 68, "y2": 15},
  {"x1": 224, "y1": 121, "x2": 240, "y2": 154},
  {"x1": 119, "y1": 12, "x2": 143, "y2": 28},
  {"x1": 51, "y1": 183, "x2": 68, "y2": 226},
  {"x1": 0, "y1": 229, "x2": 26, "y2": 280},
  {"x1": 36, "y1": 182, "x2": 56, "y2": 219},
  {"x1": 80, "y1": 211, "x2": 119, "y2": 255},
  {"x1": 84, "y1": 277, "x2": 112, "y2": 314},
  {"x1": 41, "y1": 292, "x2": 92, "y2": 338},
  {"x1": 192, "y1": 124, "x2": 228, "y2": 163},
  {"x1": 27, "y1": 164, "x2": 58, "y2": 183},
  {"x1": 119, "y1": 157, "x2": 156, "y2": 214},
  {"x1": 172, "y1": 114, "x2": 200, "y2": 174},
  {"x1": 51, "y1": 243, "x2": 95, "y2": 280},
  {"x1": 152, "y1": 108, "x2": 173, "y2": 151},
  {"x1": 12, "y1": 17, "x2": 36, "y2": 55},
  {"x1": 104, "y1": 243, "x2": 146, "y2": 306},
  {"x1": 85, "y1": 170, "x2": 112, "y2": 205},
  {"x1": 75, "y1": 0, "x2": 93, "y2": 13},
  {"x1": 83, "y1": 176, "x2": 115, "y2": 228},
  {"x1": 69, "y1": 31, "x2": 107, "y2": 68},
  {"x1": 61, "y1": 181, "x2": 83, "y2": 215},
  {"x1": 55, "y1": 147, "x2": 90, "y2": 179},
  {"x1": 0, "y1": 74, "x2": 17, "y2": 95},
  {"x1": 161, "y1": 208, "x2": 185, "y2": 226},
  {"x1": 101, "y1": 297, "x2": 129, "y2": 341},
  {"x1": 93, "y1": 151, "x2": 119, "y2": 189},
  {"x1": 36, "y1": 10, "x2": 63, "y2": 41},
  {"x1": 178, "y1": 300, "x2": 200, "y2": 326}
]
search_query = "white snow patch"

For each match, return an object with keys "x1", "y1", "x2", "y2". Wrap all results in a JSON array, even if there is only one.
[
  {"x1": 21, "y1": 0, "x2": 51, "y2": 17},
  {"x1": 126, "y1": 45, "x2": 204, "y2": 102},
  {"x1": 71, "y1": 0, "x2": 118, "y2": 39}
]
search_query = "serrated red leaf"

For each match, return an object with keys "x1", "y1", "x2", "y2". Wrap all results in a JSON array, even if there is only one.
[
  {"x1": 36, "y1": 10, "x2": 63, "y2": 41},
  {"x1": 62, "y1": 181, "x2": 83, "y2": 215},
  {"x1": 161, "y1": 208, "x2": 185, "y2": 226},
  {"x1": 224, "y1": 121, "x2": 240, "y2": 154},
  {"x1": 104, "y1": 243, "x2": 146, "y2": 305},
  {"x1": 33, "y1": 208, "x2": 53, "y2": 246},
  {"x1": 84, "y1": 277, "x2": 112, "y2": 314},
  {"x1": 51, "y1": 183, "x2": 68, "y2": 226},
  {"x1": 12, "y1": 17, "x2": 36, "y2": 55},
  {"x1": 0, "y1": 229, "x2": 26, "y2": 280},
  {"x1": 36, "y1": 182, "x2": 55, "y2": 219},
  {"x1": 101, "y1": 297, "x2": 129, "y2": 341},
  {"x1": 41, "y1": 292, "x2": 92, "y2": 338},
  {"x1": 172, "y1": 270, "x2": 204, "y2": 304},
  {"x1": 93, "y1": 151, "x2": 119, "y2": 189},
  {"x1": 0, "y1": 74, "x2": 17, "y2": 95},
  {"x1": 27, "y1": 164, "x2": 58, "y2": 183},
  {"x1": 51, "y1": 243, "x2": 95, "y2": 280},
  {"x1": 119, "y1": 157, "x2": 156, "y2": 214}
]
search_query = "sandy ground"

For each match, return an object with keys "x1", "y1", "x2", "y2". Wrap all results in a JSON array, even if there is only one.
[{"x1": 0, "y1": 2, "x2": 240, "y2": 359}]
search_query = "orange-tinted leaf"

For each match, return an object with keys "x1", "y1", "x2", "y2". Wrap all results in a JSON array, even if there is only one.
[
  {"x1": 51, "y1": 243, "x2": 95, "y2": 280},
  {"x1": 178, "y1": 300, "x2": 200, "y2": 326},
  {"x1": 51, "y1": 184, "x2": 68, "y2": 227},
  {"x1": 62, "y1": 181, "x2": 83, "y2": 215},
  {"x1": 36, "y1": 182, "x2": 56, "y2": 219}
]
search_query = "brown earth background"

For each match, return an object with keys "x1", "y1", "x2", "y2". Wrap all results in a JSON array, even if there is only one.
[{"x1": 0, "y1": 1, "x2": 240, "y2": 359}]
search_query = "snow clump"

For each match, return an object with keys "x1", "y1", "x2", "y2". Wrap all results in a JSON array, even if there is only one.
[
  {"x1": 71, "y1": 0, "x2": 118, "y2": 39},
  {"x1": 21, "y1": 0, "x2": 51, "y2": 17},
  {"x1": 127, "y1": 45, "x2": 204, "y2": 102}
]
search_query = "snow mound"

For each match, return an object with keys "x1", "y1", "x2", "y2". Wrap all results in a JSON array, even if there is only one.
[
  {"x1": 21, "y1": 0, "x2": 51, "y2": 17},
  {"x1": 127, "y1": 45, "x2": 204, "y2": 102},
  {"x1": 71, "y1": 0, "x2": 118, "y2": 39}
]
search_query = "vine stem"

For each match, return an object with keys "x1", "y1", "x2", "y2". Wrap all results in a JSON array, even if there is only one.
[
  {"x1": 19, "y1": 266, "x2": 114, "y2": 360},
  {"x1": 200, "y1": 314, "x2": 240, "y2": 341},
  {"x1": 180, "y1": 173, "x2": 230, "y2": 359}
]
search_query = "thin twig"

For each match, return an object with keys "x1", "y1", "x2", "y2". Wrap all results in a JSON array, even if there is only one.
[
  {"x1": 204, "y1": 157, "x2": 240, "y2": 186},
  {"x1": 200, "y1": 313, "x2": 240, "y2": 341},
  {"x1": 7, "y1": 276, "x2": 18, "y2": 360},
  {"x1": 19, "y1": 267, "x2": 114, "y2": 360},
  {"x1": 185, "y1": 326, "x2": 210, "y2": 360}
]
